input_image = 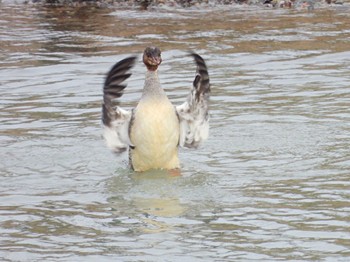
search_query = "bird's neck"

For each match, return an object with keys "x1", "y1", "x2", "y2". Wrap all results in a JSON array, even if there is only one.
[{"x1": 142, "y1": 70, "x2": 166, "y2": 99}]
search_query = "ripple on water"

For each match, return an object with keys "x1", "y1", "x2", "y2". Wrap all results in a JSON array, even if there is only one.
[{"x1": 1, "y1": 3, "x2": 350, "y2": 262}]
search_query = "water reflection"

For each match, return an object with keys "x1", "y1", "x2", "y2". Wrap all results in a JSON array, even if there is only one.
[
  {"x1": 107, "y1": 169, "x2": 186, "y2": 233},
  {"x1": 36, "y1": 6, "x2": 121, "y2": 55}
]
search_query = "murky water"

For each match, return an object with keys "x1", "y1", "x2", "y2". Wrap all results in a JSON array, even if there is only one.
[{"x1": 1, "y1": 2, "x2": 350, "y2": 261}]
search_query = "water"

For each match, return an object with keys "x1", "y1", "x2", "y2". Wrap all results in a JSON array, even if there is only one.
[{"x1": 1, "y1": 3, "x2": 350, "y2": 261}]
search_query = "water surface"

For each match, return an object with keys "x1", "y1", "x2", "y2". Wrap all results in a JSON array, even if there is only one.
[{"x1": 1, "y1": 3, "x2": 350, "y2": 261}]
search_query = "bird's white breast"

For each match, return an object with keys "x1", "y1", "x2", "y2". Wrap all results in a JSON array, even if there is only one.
[{"x1": 130, "y1": 97, "x2": 180, "y2": 171}]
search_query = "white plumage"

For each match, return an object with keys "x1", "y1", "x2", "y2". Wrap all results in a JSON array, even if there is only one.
[{"x1": 102, "y1": 47, "x2": 210, "y2": 172}]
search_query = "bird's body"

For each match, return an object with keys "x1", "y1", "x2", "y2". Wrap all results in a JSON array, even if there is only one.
[
  {"x1": 102, "y1": 47, "x2": 210, "y2": 172},
  {"x1": 130, "y1": 71, "x2": 180, "y2": 171}
]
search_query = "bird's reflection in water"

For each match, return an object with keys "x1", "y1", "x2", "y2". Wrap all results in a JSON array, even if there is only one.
[
  {"x1": 107, "y1": 168, "x2": 186, "y2": 233},
  {"x1": 134, "y1": 197, "x2": 185, "y2": 233}
]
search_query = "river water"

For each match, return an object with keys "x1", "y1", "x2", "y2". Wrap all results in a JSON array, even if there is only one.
[{"x1": 1, "y1": 2, "x2": 350, "y2": 261}]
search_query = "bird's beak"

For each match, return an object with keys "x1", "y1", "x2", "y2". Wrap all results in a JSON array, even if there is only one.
[{"x1": 149, "y1": 56, "x2": 162, "y2": 66}]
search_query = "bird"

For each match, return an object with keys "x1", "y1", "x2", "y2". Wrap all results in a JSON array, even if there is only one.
[{"x1": 102, "y1": 47, "x2": 210, "y2": 172}]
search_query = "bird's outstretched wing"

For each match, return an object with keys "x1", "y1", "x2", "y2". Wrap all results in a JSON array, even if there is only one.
[
  {"x1": 102, "y1": 56, "x2": 137, "y2": 153},
  {"x1": 176, "y1": 53, "x2": 210, "y2": 148}
]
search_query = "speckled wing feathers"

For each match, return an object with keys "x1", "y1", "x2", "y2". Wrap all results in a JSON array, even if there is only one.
[
  {"x1": 103, "y1": 56, "x2": 136, "y2": 103},
  {"x1": 102, "y1": 56, "x2": 136, "y2": 153},
  {"x1": 102, "y1": 51, "x2": 210, "y2": 163},
  {"x1": 176, "y1": 53, "x2": 210, "y2": 148}
]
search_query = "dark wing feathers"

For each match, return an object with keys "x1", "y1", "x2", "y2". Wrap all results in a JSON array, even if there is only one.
[
  {"x1": 103, "y1": 56, "x2": 137, "y2": 102},
  {"x1": 104, "y1": 57, "x2": 136, "y2": 87},
  {"x1": 176, "y1": 52, "x2": 210, "y2": 148},
  {"x1": 190, "y1": 52, "x2": 210, "y2": 103},
  {"x1": 102, "y1": 56, "x2": 136, "y2": 153}
]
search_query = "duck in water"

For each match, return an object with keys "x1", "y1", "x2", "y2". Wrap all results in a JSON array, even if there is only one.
[{"x1": 102, "y1": 47, "x2": 210, "y2": 172}]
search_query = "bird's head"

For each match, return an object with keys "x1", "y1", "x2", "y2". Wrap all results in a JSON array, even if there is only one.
[{"x1": 143, "y1": 47, "x2": 162, "y2": 71}]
